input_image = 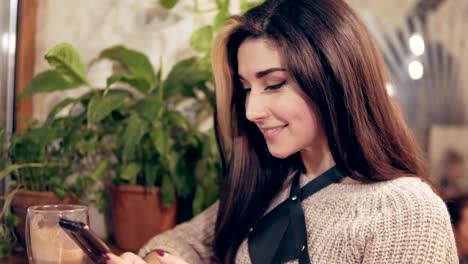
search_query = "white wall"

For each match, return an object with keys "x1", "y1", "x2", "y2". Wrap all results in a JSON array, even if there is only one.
[{"x1": 32, "y1": 0, "x2": 417, "y2": 121}]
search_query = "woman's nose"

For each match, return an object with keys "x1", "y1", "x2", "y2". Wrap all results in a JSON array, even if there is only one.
[{"x1": 245, "y1": 94, "x2": 268, "y2": 122}]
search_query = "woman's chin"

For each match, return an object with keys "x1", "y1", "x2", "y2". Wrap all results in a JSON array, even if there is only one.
[{"x1": 268, "y1": 148, "x2": 293, "y2": 159}]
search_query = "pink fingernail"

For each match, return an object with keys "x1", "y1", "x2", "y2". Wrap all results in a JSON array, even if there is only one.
[
  {"x1": 98, "y1": 253, "x2": 110, "y2": 263},
  {"x1": 155, "y1": 249, "x2": 166, "y2": 257}
]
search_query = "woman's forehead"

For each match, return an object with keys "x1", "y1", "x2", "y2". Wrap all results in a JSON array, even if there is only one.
[{"x1": 237, "y1": 38, "x2": 286, "y2": 78}]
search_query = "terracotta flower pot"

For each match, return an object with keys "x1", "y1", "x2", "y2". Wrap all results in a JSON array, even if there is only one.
[
  {"x1": 10, "y1": 189, "x2": 79, "y2": 243},
  {"x1": 110, "y1": 184, "x2": 177, "y2": 252}
]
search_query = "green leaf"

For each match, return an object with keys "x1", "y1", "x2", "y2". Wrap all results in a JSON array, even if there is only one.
[
  {"x1": 193, "y1": 187, "x2": 205, "y2": 215},
  {"x1": 150, "y1": 121, "x2": 172, "y2": 155},
  {"x1": 165, "y1": 111, "x2": 189, "y2": 130},
  {"x1": 151, "y1": 58, "x2": 163, "y2": 95},
  {"x1": 5, "y1": 213, "x2": 18, "y2": 228},
  {"x1": 53, "y1": 187, "x2": 67, "y2": 200},
  {"x1": 170, "y1": 157, "x2": 192, "y2": 197},
  {"x1": 164, "y1": 57, "x2": 211, "y2": 98},
  {"x1": 94, "y1": 190, "x2": 110, "y2": 213},
  {"x1": 75, "y1": 175, "x2": 94, "y2": 194},
  {"x1": 91, "y1": 160, "x2": 109, "y2": 180},
  {"x1": 0, "y1": 163, "x2": 60, "y2": 181},
  {"x1": 120, "y1": 163, "x2": 141, "y2": 185},
  {"x1": 190, "y1": 26, "x2": 213, "y2": 53},
  {"x1": 99, "y1": 46, "x2": 155, "y2": 94},
  {"x1": 122, "y1": 113, "x2": 147, "y2": 161},
  {"x1": 161, "y1": 174, "x2": 175, "y2": 207},
  {"x1": 144, "y1": 163, "x2": 159, "y2": 187},
  {"x1": 199, "y1": 51, "x2": 213, "y2": 73},
  {"x1": 87, "y1": 93, "x2": 126, "y2": 124},
  {"x1": 19, "y1": 70, "x2": 82, "y2": 99},
  {"x1": 166, "y1": 151, "x2": 178, "y2": 175},
  {"x1": 106, "y1": 74, "x2": 151, "y2": 94},
  {"x1": 0, "y1": 189, "x2": 18, "y2": 220},
  {"x1": 214, "y1": 10, "x2": 231, "y2": 31},
  {"x1": 160, "y1": 0, "x2": 179, "y2": 9},
  {"x1": 215, "y1": 0, "x2": 229, "y2": 10},
  {"x1": 45, "y1": 43, "x2": 89, "y2": 85},
  {"x1": 240, "y1": 0, "x2": 262, "y2": 13},
  {"x1": 0, "y1": 239, "x2": 11, "y2": 255},
  {"x1": 133, "y1": 95, "x2": 163, "y2": 122},
  {"x1": 104, "y1": 88, "x2": 136, "y2": 99},
  {"x1": 193, "y1": 173, "x2": 219, "y2": 215},
  {"x1": 45, "y1": 98, "x2": 79, "y2": 122}
]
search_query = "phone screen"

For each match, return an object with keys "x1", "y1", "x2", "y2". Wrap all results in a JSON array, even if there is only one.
[{"x1": 59, "y1": 218, "x2": 112, "y2": 263}]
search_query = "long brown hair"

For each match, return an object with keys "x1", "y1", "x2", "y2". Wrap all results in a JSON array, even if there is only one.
[{"x1": 211, "y1": 0, "x2": 428, "y2": 262}]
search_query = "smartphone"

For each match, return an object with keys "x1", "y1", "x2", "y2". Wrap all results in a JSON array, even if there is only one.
[{"x1": 59, "y1": 217, "x2": 112, "y2": 263}]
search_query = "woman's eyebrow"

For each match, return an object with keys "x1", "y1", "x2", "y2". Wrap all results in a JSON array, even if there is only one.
[{"x1": 238, "y1": 68, "x2": 287, "y2": 80}]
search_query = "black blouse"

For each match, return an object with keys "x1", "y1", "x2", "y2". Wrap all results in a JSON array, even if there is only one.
[{"x1": 247, "y1": 166, "x2": 346, "y2": 264}]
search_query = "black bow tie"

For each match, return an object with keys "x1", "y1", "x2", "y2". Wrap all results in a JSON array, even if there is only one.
[{"x1": 247, "y1": 166, "x2": 346, "y2": 264}]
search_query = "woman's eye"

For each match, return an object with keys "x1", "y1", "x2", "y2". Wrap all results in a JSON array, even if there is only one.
[
  {"x1": 265, "y1": 81, "x2": 286, "y2": 90},
  {"x1": 241, "y1": 80, "x2": 285, "y2": 94}
]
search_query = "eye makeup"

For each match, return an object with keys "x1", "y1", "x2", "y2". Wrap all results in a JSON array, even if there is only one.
[
  {"x1": 242, "y1": 80, "x2": 287, "y2": 94},
  {"x1": 265, "y1": 80, "x2": 286, "y2": 91}
]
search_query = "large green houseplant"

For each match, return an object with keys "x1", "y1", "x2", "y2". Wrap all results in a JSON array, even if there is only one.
[{"x1": 15, "y1": 42, "x2": 220, "y2": 251}]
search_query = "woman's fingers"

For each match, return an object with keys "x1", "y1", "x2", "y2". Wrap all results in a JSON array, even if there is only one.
[
  {"x1": 120, "y1": 252, "x2": 148, "y2": 264},
  {"x1": 104, "y1": 250, "x2": 189, "y2": 264},
  {"x1": 155, "y1": 250, "x2": 189, "y2": 264},
  {"x1": 105, "y1": 252, "x2": 147, "y2": 264},
  {"x1": 105, "y1": 253, "x2": 127, "y2": 264}
]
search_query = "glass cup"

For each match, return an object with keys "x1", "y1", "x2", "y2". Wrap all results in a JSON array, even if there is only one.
[{"x1": 26, "y1": 204, "x2": 90, "y2": 264}]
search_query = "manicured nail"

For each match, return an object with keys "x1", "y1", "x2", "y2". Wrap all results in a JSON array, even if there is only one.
[
  {"x1": 98, "y1": 253, "x2": 110, "y2": 263},
  {"x1": 155, "y1": 249, "x2": 167, "y2": 257}
]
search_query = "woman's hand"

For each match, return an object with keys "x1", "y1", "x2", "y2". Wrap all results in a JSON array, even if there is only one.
[
  {"x1": 105, "y1": 253, "x2": 147, "y2": 264},
  {"x1": 105, "y1": 250, "x2": 189, "y2": 264}
]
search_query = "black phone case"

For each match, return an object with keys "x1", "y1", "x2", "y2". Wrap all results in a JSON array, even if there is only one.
[{"x1": 59, "y1": 217, "x2": 112, "y2": 263}]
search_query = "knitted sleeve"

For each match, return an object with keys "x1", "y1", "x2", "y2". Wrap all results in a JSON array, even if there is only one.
[
  {"x1": 138, "y1": 201, "x2": 219, "y2": 263},
  {"x1": 361, "y1": 184, "x2": 458, "y2": 264}
]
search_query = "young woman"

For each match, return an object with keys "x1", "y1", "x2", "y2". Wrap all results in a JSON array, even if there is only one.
[{"x1": 107, "y1": 0, "x2": 457, "y2": 263}]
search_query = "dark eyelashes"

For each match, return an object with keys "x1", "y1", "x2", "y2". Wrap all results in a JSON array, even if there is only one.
[
  {"x1": 243, "y1": 80, "x2": 287, "y2": 94},
  {"x1": 267, "y1": 80, "x2": 286, "y2": 90}
]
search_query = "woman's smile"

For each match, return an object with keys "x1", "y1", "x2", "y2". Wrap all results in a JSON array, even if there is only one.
[{"x1": 259, "y1": 124, "x2": 288, "y2": 140}]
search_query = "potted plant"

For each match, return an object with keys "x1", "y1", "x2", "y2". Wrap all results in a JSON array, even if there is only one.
[
  {"x1": 96, "y1": 45, "x2": 221, "y2": 251},
  {"x1": 0, "y1": 43, "x2": 122, "y2": 254},
  {"x1": 13, "y1": 41, "x2": 221, "y2": 251},
  {"x1": 0, "y1": 117, "x2": 88, "y2": 254},
  {"x1": 0, "y1": 128, "x2": 65, "y2": 255},
  {"x1": 105, "y1": 48, "x2": 225, "y2": 251},
  {"x1": 7, "y1": 121, "x2": 78, "y2": 242}
]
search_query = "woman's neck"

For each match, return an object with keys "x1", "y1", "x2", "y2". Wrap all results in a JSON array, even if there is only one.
[{"x1": 300, "y1": 146, "x2": 335, "y2": 180}]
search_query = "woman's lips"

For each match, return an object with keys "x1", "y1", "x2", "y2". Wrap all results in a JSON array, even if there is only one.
[{"x1": 260, "y1": 125, "x2": 287, "y2": 140}]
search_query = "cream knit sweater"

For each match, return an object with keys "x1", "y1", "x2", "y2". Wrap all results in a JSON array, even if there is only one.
[{"x1": 139, "y1": 175, "x2": 458, "y2": 263}]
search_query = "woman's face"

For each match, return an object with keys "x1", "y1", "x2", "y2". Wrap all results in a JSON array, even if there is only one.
[{"x1": 237, "y1": 38, "x2": 328, "y2": 159}]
